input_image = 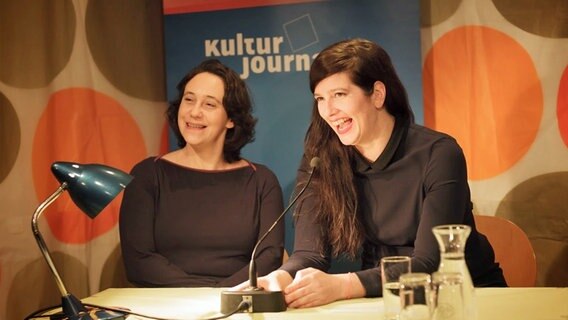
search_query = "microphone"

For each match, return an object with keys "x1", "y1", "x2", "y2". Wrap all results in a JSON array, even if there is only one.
[{"x1": 220, "y1": 156, "x2": 320, "y2": 313}]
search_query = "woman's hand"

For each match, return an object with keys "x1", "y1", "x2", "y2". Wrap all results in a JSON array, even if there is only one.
[
  {"x1": 284, "y1": 268, "x2": 356, "y2": 308},
  {"x1": 231, "y1": 270, "x2": 293, "y2": 292}
]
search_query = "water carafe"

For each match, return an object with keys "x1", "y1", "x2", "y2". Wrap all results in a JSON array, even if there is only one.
[{"x1": 432, "y1": 225, "x2": 476, "y2": 320}]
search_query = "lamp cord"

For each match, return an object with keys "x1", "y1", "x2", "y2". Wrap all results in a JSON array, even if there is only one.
[
  {"x1": 23, "y1": 304, "x2": 66, "y2": 320},
  {"x1": 24, "y1": 300, "x2": 252, "y2": 320}
]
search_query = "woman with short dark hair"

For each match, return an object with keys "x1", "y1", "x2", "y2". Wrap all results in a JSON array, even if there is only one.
[{"x1": 120, "y1": 59, "x2": 284, "y2": 287}]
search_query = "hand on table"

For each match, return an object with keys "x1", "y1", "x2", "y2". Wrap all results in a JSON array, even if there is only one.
[
  {"x1": 231, "y1": 268, "x2": 359, "y2": 309},
  {"x1": 284, "y1": 268, "x2": 351, "y2": 308}
]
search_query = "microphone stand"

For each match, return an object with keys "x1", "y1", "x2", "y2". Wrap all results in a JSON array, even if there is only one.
[{"x1": 220, "y1": 157, "x2": 320, "y2": 313}]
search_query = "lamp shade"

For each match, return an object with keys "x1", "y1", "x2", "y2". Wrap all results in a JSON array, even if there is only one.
[{"x1": 51, "y1": 162, "x2": 133, "y2": 218}]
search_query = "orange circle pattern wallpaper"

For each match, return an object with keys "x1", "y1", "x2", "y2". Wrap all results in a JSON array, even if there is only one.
[
  {"x1": 0, "y1": 0, "x2": 566, "y2": 318},
  {"x1": 422, "y1": 0, "x2": 567, "y2": 287},
  {"x1": 0, "y1": 1, "x2": 168, "y2": 318}
]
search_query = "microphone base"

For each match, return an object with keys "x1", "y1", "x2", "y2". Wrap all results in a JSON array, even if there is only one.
[{"x1": 220, "y1": 289, "x2": 286, "y2": 313}]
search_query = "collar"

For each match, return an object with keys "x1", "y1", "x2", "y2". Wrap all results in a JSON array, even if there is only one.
[{"x1": 353, "y1": 116, "x2": 409, "y2": 173}]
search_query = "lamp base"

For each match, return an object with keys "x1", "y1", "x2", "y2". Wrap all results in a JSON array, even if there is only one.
[
  {"x1": 30, "y1": 307, "x2": 126, "y2": 320},
  {"x1": 220, "y1": 289, "x2": 286, "y2": 313},
  {"x1": 29, "y1": 295, "x2": 127, "y2": 320},
  {"x1": 64, "y1": 294, "x2": 126, "y2": 320},
  {"x1": 64, "y1": 308, "x2": 126, "y2": 320}
]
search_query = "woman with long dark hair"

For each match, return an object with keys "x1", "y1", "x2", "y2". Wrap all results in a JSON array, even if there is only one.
[{"x1": 237, "y1": 38, "x2": 506, "y2": 307}]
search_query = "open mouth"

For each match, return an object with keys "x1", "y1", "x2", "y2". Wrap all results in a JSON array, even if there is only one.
[
  {"x1": 332, "y1": 118, "x2": 352, "y2": 134},
  {"x1": 186, "y1": 122, "x2": 206, "y2": 129}
]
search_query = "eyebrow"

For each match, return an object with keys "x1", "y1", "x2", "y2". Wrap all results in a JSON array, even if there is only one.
[
  {"x1": 314, "y1": 87, "x2": 348, "y2": 96},
  {"x1": 183, "y1": 91, "x2": 222, "y2": 104}
]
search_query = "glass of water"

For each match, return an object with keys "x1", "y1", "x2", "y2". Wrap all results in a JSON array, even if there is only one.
[
  {"x1": 399, "y1": 272, "x2": 432, "y2": 320},
  {"x1": 381, "y1": 256, "x2": 411, "y2": 320}
]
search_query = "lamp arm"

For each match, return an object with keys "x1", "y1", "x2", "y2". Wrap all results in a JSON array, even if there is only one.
[{"x1": 31, "y1": 182, "x2": 70, "y2": 297}]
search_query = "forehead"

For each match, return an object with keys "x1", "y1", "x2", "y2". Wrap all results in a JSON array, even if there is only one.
[
  {"x1": 184, "y1": 72, "x2": 225, "y2": 99},
  {"x1": 314, "y1": 72, "x2": 353, "y2": 94}
]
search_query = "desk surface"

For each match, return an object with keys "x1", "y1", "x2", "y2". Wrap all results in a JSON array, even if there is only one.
[{"x1": 83, "y1": 287, "x2": 568, "y2": 320}]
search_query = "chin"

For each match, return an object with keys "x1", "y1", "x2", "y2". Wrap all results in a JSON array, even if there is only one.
[
  {"x1": 335, "y1": 128, "x2": 358, "y2": 146},
  {"x1": 338, "y1": 138, "x2": 355, "y2": 146}
]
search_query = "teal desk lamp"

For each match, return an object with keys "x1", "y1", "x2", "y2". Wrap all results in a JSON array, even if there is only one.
[{"x1": 31, "y1": 162, "x2": 132, "y2": 320}]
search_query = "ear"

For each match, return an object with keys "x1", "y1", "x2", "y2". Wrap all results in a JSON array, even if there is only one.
[
  {"x1": 226, "y1": 118, "x2": 235, "y2": 129},
  {"x1": 372, "y1": 81, "x2": 386, "y2": 109}
]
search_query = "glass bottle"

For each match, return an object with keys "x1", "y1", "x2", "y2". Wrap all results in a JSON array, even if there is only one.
[{"x1": 432, "y1": 224, "x2": 476, "y2": 320}]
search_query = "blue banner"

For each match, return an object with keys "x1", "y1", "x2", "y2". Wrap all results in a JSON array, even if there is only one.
[{"x1": 164, "y1": 0, "x2": 421, "y2": 257}]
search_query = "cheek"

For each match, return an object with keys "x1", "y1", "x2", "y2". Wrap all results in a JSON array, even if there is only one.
[
  {"x1": 177, "y1": 106, "x2": 187, "y2": 121},
  {"x1": 317, "y1": 103, "x2": 327, "y2": 118},
  {"x1": 177, "y1": 110, "x2": 185, "y2": 124}
]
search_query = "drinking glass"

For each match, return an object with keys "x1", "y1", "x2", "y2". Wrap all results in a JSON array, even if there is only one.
[
  {"x1": 381, "y1": 256, "x2": 411, "y2": 320},
  {"x1": 399, "y1": 272, "x2": 432, "y2": 320},
  {"x1": 431, "y1": 272, "x2": 465, "y2": 320}
]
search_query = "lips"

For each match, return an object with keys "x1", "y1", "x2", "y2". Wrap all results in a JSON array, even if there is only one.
[
  {"x1": 186, "y1": 122, "x2": 206, "y2": 129},
  {"x1": 332, "y1": 118, "x2": 352, "y2": 134}
]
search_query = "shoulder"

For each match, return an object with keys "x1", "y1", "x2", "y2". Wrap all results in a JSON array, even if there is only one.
[
  {"x1": 247, "y1": 162, "x2": 281, "y2": 186},
  {"x1": 408, "y1": 124, "x2": 463, "y2": 154},
  {"x1": 409, "y1": 123, "x2": 453, "y2": 141},
  {"x1": 409, "y1": 124, "x2": 465, "y2": 168},
  {"x1": 249, "y1": 162, "x2": 278, "y2": 179},
  {"x1": 130, "y1": 156, "x2": 161, "y2": 176}
]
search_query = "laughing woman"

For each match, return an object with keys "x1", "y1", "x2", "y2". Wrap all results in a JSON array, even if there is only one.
[
  {"x1": 236, "y1": 38, "x2": 507, "y2": 307},
  {"x1": 119, "y1": 59, "x2": 284, "y2": 287}
]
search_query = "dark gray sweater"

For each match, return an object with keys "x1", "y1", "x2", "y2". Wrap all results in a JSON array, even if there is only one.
[{"x1": 120, "y1": 157, "x2": 284, "y2": 287}]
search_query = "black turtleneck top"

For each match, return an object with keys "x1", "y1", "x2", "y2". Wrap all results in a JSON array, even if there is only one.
[{"x1": 281, "y1": 119, "x2": 506, "y2": 296}]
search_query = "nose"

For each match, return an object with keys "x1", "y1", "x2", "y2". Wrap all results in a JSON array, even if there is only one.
[{"x1": 189, "y1": 103, "x2": 202, "y2": 118}]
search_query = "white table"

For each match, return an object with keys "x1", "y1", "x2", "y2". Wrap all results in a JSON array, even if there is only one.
[{"x1": 82, "y1": 287, "x2": 568, "y2": 319}]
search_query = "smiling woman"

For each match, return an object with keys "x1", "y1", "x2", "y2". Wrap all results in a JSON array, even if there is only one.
[
  {"x1": 244, "y1": 38, "x2": 507, "y2": 309},
  {"x1": 119, "y1": 59, "x2": 285, "y2": 288},
  {"x1": 313, "y1": 72, "x2": 391, "y2": 161},
  {"x1": 176, "y1": 72, "x2": 234, "y2": 156}
]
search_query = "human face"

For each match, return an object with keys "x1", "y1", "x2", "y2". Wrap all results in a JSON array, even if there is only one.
[
  {"x1": 178, "y1": 72, "x2": 234, "y2": 151},
  {"x1": 314, "y1": 72, "x2": 383, "y2": 149}
]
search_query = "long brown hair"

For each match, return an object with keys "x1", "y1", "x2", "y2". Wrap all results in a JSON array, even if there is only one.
[{"x1": 300, "y1": 38, "x2": 414, "y2": 258}]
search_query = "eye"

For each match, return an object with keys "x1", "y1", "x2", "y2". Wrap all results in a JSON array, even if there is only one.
[
  {"x1": 314, "y1": 96, "x2": 324, "y2": 103},
  {"x1": 204, "y1": 101, "x2": 217, "y2": 108},
  {"x1": 333, "y1": 91, "x2": 346, "y2": 98}
]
